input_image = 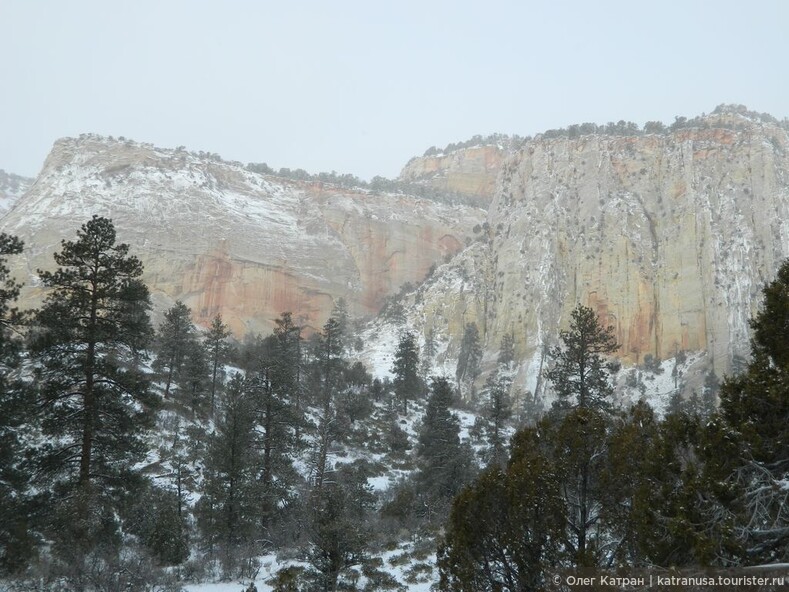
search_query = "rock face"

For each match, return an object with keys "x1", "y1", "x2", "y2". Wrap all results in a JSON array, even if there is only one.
[
  {"x1": 398, "y1": 144, "x2": 507, "y2": 207},
  {"x1": 369, "y1": 110, "x2": 789, "y2": 391},
  {"x1": 0, "y1": 169, "x2": 33, "y2": 213},
  {"x1": 0, "y1": 136, "x2": 483, "y2": 334}
]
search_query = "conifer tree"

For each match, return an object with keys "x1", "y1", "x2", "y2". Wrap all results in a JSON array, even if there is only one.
[
  {"x1": 0, "y1": 232, "x2": 34, "y2": 574},
  {"x1": 320, "y1": 316, "x2": 345, "y2": 411},
  {"x1": 546, "y1": 304, "x2": 619, "y2": 411},
  {"x1": 205, "y1": 313, "x2": 232, "y2": 415},
  {"x1": 498, "y1": 330, "x2": 516, "y2": 367},
  {"x1": 718, "y1": 260, "x2": 789, "y2": 561},
  {"x1": 392, "y1": 331, "x2": 421, "y2": 413},
  {"x1": 438, "y1": 427, "x2": 564, "y2": 591},
  {"x1": 196, "y1": 374, "x2": 260, "y2": 570},
  {"x1": 330, "y1": 297, "x2": 350, "y2": 354},
  {"x1": 272, "y1": 312, "x2": 304, "y2": 441},
  {"x1": 306, "y1": 481, "x2": 366, "y2": 591},
  {"x1": 482, "y1": 373, "x2": 512, "y2": 467},
  {"x1": 180, "y1": 338, "x2": 210, "y2": 416},
  {"x1": 456, "y1": 322, "x2": 482, "y2": 384},
  {"x1": 543, "y1": 304, "x2": 619, "y2": 566},
  {"x1": 416, "y1": 377, "x2": 473, "y2": 518},
  {"x1": 420, "y1": 327, "x2": 437, "y2": 378},
  {"x1": 154, "y1": 301, "x2": 197, "y2": 398},
  {"x1": 30, "y1": 217, "x2": 155, "y2": 574},
  {"x1": 250, "y1": 367, "x2": 297, "y2": 530},
  {"x1": 32, "y1": 216, "x2": 154, "y2": 493}
]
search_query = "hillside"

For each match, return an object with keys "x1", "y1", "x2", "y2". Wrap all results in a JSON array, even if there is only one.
[{"x1": 0, "y1": 135, "x2": 483, "y2": 334}]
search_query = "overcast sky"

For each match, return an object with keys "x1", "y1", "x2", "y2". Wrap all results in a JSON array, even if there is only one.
[{"x1": 1, "y1": 0, "x2": 787, "y2": 180}]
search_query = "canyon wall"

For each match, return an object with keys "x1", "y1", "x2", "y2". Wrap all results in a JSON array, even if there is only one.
[
  {"x1": 369, "y1": 111, "x2": 789, "y2": 389},
  {"x1": 0, "y1": 136, "x2": 483, "y2": 334}
]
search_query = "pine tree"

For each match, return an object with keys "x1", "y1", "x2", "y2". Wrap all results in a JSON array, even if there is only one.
[
  {"x1": 180, "y1": 338, "x2": 210, "y2": 417},
  {"x1": 392, "y1": 331, "x2": 421, "y2": 413},
  {"x1": 0, "y1": 232, "x2": 35, "y2": 574},
  {"x1": 30, "y1": 217, "x2": 155, "y2": 572},
  {"x1": 320, "y1": 316, "x2": 345, "y2": 411},
  {"x1": 153, "y1": 301, "x2": 197, "y2": 398},
  {"x1": 546, "y1": 304, "x2": 619, "y2": 411},
  {"x1": 438, "y1": 427, "x2": 565, "y2": 591},
  {"x1": 420, "y1": 327, "x2": 437, "y2": 378},
  {"x1": 205, "y1": 313, "x2": 232, "y2": 415},
  {"x1": 601, "y1": 401, "x2": 660, "y2": 566},
  {"x1": 498, "y1": 330, "x2": 516, "y2": 367},
  {"x1": 196, "y1": 374, "x2": 260, "y2": 571},
  {"x1": 456, "y1": 322, "x2": 482, "y2": 384},
  {"x1": 543, "y1": 305, "x2": 619, "y2": 566},
  {"x1": 272, "y1": 312, "x2": 304, "y2": 442},
  {"x1": 330, "y1": 297, "x2": 350, "y2": 355},
  {"x1": 416, "y1": 377, "x2": 474, "y2": 519},
  {"x1": 31, "y1": 216, "x2": 154, "y2": 493},
  {"x1": 718, "y1": 260, "x2": 789, "y2": 561},
  {"x1": 630, "y1": 412, "x2": 741, "y2": 566},
  {"x1": 250, "y1": 367, "x2": 297, "y2": 530},
  {"x1": 306, "y1": 482, "x2": 366, "y2": 591},
  {"x1": 482, "y1": 373, "x2": 512, "y2": 467}
]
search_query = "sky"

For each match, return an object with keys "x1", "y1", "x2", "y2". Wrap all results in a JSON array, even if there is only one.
[{"x1": 1, "y1": 0, "x2": 788, "y2": 181}]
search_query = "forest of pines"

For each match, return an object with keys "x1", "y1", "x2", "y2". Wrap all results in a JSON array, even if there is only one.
[{"x1": 0, "y1": 217, "x2": 787, "y2": 591}]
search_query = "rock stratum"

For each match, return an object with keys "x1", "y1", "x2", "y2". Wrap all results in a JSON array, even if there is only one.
[
  {"x1": 0, "y1": 136, "x2": 483, "y2": 334},
  {"x1": 367, "y1": 109, "x2": 789, "y2": 390},
  {"x1": 398, "y1": 144, "x2": 509, "y2": 207}
]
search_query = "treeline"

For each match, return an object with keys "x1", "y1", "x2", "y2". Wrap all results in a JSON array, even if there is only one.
[
  {"x1": 245, "y1": 162, "x2": 485, "y2": 207},
  {"x1": 421, "y1": 133, "x2": 525, "y2": 157},
  {"x1": 538, "y1": 103, "x2": 789, "y2": 141}
]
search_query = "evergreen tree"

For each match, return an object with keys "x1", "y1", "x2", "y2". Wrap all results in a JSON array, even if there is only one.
[
  {"x1": 630, "y1": 412, "x2": 741, "y2": 566},
  {"x1": 250, "y1": 367, "x2": 297, "y2": 531},
  {"x1": 545, "y1": 407, "x2": 610, "y2": 566},
  {"x1": 438, "y1": 427, "x2": 565, "y2": 592},
  {"x1": 456, "y1": 322, "x2": 482, "y2": 384},
  {"x1": 545, "y1": 304, "x2": 619, "y2": 411},
  {"x1": 543, "y1": 305, "x2": 619, "y2": 566},
  {"x1": 416, "y1": 377, "x2": 474, "y2": 519},
  {"x1": 320, "y1": 316, "x2": 345, "y2": 411},
  {"x1": 482, "y1": 373, "x2": 512, "y2": 467},
  {"x1": 392, "y1": 330, "x2": 421, "y2": 413},
  {"x1": 31, "y1": 216, "x2": 154, "y2": 493},
  {"x1": 330, "y1": 297, "x2": 350, "y2": 355},
  {"x1": 153, "y1": 301, "x2": 197, "y2": 398},
  {"x1": 601, "y1": 401, "x2": 660, "y2": 566},
  {"x1": 30, "y1": 217, "x2": 155, "y2": 572},
  {"x1": 701, "y1": 370, "x2": 719, "y2": 418},
  {"x1": 306, "y1": 482, "x2": 367, "y2": 591},
  {"x1": 272, "y1": 312, "x2": 304, "y2": 442},
  {"x1": 420, "y1": 327, "x2": 437, "y2": 378},
  {"x1": 498, "y1": 330, "x2": 516, "y2": 367},
  {"x1": 180, "y1": 338, "x2": 210, "y2": 417},
  {"x1": 196, "y1": 374, "x2": 260, "y2": 572},
  {"x1": 205, "y1": 313, "x2": 232, "y2": 415},
  {"x1": 0, "y1": 232, "x2": 35, "y2": 574},
  {"x1": 718, "y1": 260, "x2": 789, "y2": 561}
]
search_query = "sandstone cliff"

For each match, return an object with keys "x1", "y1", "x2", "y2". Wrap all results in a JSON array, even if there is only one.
[
  {"x1": 0, "y1": 136, "x2": 483, "y2": 334},
  {"x1": 398, "y1": 144, "x2": 508, "y2": 207},
  {"x1": 365, "y1": 110, "x2": 789, "y2": 393}
]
